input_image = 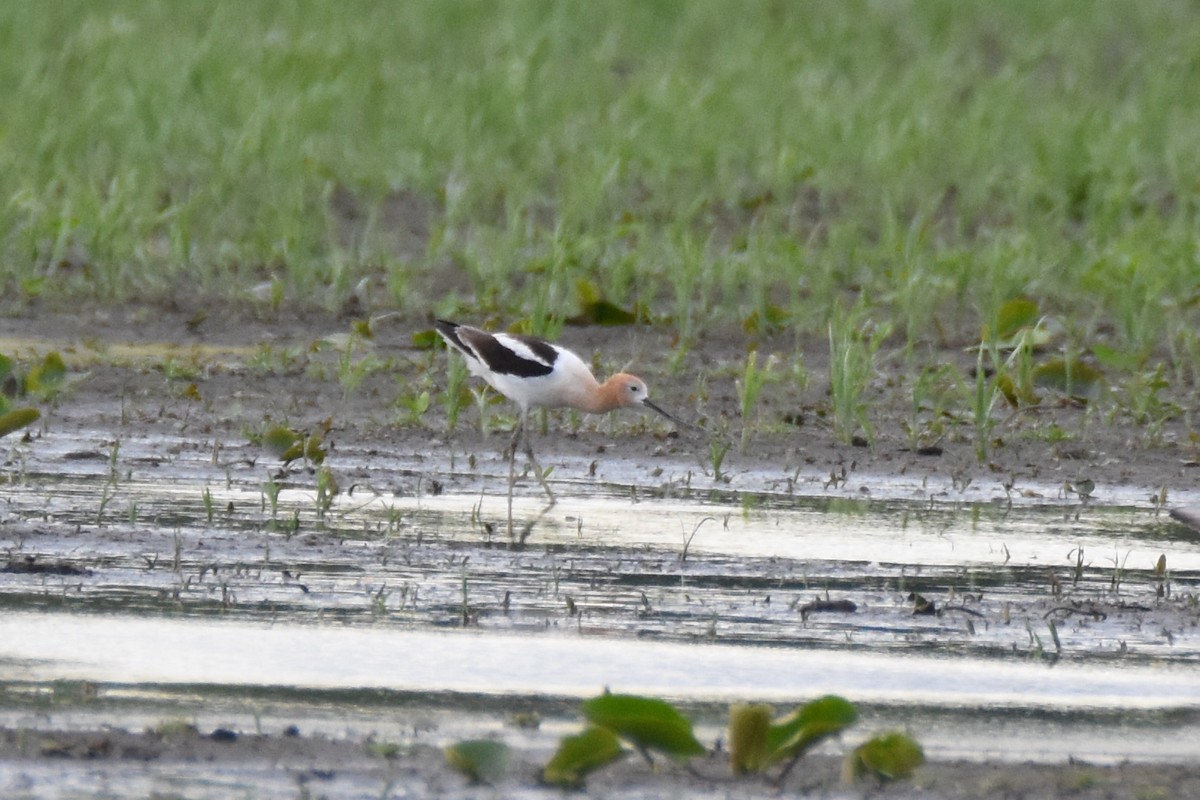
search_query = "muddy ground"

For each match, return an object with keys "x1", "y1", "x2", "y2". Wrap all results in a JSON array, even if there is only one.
[
  {"x1": 2, "y1": 304, "x2": 1199, "y2": 799},
  {"x1": 6, "y1": 303, "x2": 1198, "y2": 502},
  {"x1": 2, "y1": 725, "x2": 1199, "y2": 800}
]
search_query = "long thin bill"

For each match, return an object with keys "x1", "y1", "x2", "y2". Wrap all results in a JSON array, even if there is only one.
[{"x1": 642, "y1": 398, "x2": 700, "y2": 431}]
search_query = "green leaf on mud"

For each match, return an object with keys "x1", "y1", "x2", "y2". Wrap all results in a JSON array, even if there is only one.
[
  {"x1": 0, "y1": 407, "x2": 39, "y2": 438},
  {"x1": 765, "y1": 694, "x2": 858, "y2": 765},
  {"x1": 296, "y1": 432, "x2": 327, "y2": 465},
  {"x1": 995, "y1": 297, "x2": 1039, "y2": 340},
  {"x1": 351, "y1": 318, "x2": 374, "y2": 339},
  {"x1": 995, "y1": 372, "x2": 1024, "y2": 408},
  {"x1": 543, "y1": 726, "x2": 626, "y2": 788},
  {"x1": 444, "y1": 739, "x2": 511, "y2": 784},
  {"x1": 0, "y1": 353, "x2": 14, "y2": 393},
  {"x1": 843, "y1": 732, "x2": 925, "y2": 782},
  {"x1": 743, "y1": 305, "x2": 790, "y2": 336},
  {"x1": 571, "y1": 279, "x2": 642, "y2": 325},
  {"x1": 576, "y1": 299, "x2": 639, "y2": 325},
  {"x1": 364, "y1": 740, "x2": 401, "y2": 758},
  {"x1": 26, "y1": 352, "x2": 67, "y2": 399},
  {"x1": 262, "y1": 425, "x2": 300, "y2": 459},
  {"x1": 412, "y1": 328, "x2": 439, "y2": 349},
  {"x1": 1032, "y1": 358, "x2": 1104, "y2": 401},
  {"x1": 581, "y1": 694, "x2": 706, "y2": 760},
  {"x1": 1091, "y1": 343, "x2": 1145, "y2": 372},
  {"x1": 260, "y1": 425, "x2": 326, "y2": 464},
  {"x1": 728, "y1": 703, "x2": 773, "y2": 774}
]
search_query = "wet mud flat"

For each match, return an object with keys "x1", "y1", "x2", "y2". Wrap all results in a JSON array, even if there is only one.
[
  {"x1": 2, "y1": 723, "x2": 1200, "y2": 800},
  {"x1": 1, "y1": 313, "x2": 1199, "y2": 797},
  {"x1": 2, "y1": 427, "x2": 1200, "y2": 798}
]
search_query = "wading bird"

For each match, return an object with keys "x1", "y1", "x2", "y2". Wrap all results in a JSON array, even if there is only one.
[{"x1": 434, "y1": 319, "x2": 690, "y2": 506}]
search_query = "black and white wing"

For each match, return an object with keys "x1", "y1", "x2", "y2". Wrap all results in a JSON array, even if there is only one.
[{"x1": 435, "y1": 319, "x2": 558, "y2": 379}]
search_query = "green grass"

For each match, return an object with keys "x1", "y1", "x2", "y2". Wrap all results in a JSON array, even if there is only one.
[
  {"x1": 829, "y1": 308, "x2": 890, "y2": 445},
  {"x1": 2, "y1": 1, "x2": 1199, "y2": 372}
]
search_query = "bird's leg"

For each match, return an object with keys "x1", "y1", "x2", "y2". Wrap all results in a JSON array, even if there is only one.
[
  {"x1": 504, "y1": 414, "x2": 554, "y2": 549},
  {"x1": 514, "y1": 425, "x2": 555, "y2": 549},
  {"x1": 522, "y1": 426, "x2": 556, "y2": 505},
  {"x1": 507, "y1": 418, "x2": 524, "y2": 462},
  {"x1": 506, "y1": 418, "x2": 521, "y2": 543}
]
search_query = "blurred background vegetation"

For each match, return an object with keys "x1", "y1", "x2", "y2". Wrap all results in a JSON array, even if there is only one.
[{"x1": 1, "y1": 1, "x2": 1197, "y2": 369}]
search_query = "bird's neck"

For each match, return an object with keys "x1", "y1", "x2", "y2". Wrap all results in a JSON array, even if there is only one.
[{"x1": 583, "y1": 376, "x2": 624, "y2": 414}]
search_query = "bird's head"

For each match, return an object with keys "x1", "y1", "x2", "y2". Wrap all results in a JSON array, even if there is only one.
[{"x1": 605, "y1": 373, "x2": 693, "y2": 428}]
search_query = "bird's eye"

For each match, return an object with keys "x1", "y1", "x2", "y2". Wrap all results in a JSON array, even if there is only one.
[{"x1": 629, "y1": 384, "x2": 640, "y2": 393}]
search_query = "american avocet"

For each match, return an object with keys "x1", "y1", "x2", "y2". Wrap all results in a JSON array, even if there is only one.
[{"x1": 435, "y1": 319, "x2": 690, "y2": 503}]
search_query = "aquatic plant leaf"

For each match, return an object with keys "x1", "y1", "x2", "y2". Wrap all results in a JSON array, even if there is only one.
[
  {"x1": 412, "y1": 329, "x2": 439, "y2": 349},
  {"x1": 0, "y1": 353, "x2": 14, "y2": 393},
  {"x1": 365, "y1": 740, "x2": 401, "y2": 758},
  {"x1": 995, "y1": 297, "x2": 1039, "y2": 340},
  {"x1": 581, "y1": 694, "x2": 706, "y2": 760},
  {"x1": 262, "y1": 426, "x2": 299, "y2": 459},
  {"x1": 765, "y1": 695, "x2": 858, "y2": 765},
  {"x1": 351, "y1": 318, "x2": 373, "y2": 339},
  {"x1": 571, "y1": 279, "x2": 641, "y2": 325},
  {"x1": 542, "y1": 726, "x2": 626, "y2": 788},
  {"x1": 1091, "y1": 343, "x2": 1144, "y2": 372},
  {"x1": 575, "y1": 278, "x2": 602, "y2": 307},
  {"x1": 0, "y1": 407, "x2": 39, "y2": 438},
  {"x1": 578, "y1": 299, "x2": 638, "y2": 325},
  {"x1": 42, "y1": 351, "x2": 67, "y2": 381},
  {"x1": 444, "y1": 739, "x2": 511, "y2": 784},
  {"x1": 303, "y1": 432, "x2": 327, "y2": 465},
  {"x1": 728, "y1": 703, "x2": 773, "y2": 774},
  {"x1": 843, "y1": 732, "x2": 924, "y2": 782},
  {"x1": 261, "y1": 425, "x2": 325, "y2": 464},
  {"x1": 995, "y1": 373, "x2": 1023, "y2": 407},
  {"x1": 1032, "y1": 358, "x2": 1104, "y2": 400},
  {"x1": 26, "y1": 352, "x2": 67, "y2": 399},
  {"x1": 152, "y1": 719, "x2": 198, "y2": 738},
  {"x1": 742, "y1": 305, "x2": 790, "y2": 336}
]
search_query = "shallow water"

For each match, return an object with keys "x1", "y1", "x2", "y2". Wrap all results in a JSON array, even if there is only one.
[
  {"x1": 2, "y1": 426, "x2": 1199, "y2": 781},
  {"x1": 6, "y1": 612, "x2": 1197, "y2": 707}
]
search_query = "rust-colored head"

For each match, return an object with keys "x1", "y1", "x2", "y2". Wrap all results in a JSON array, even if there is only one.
[{"x1": 598, "y1": 373, "x2": 691, "y2": 427}]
